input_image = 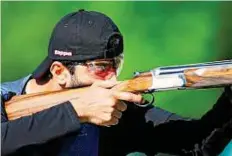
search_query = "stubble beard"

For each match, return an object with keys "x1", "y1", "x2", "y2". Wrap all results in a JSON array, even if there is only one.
[{"x1": 69, "y1": 74, "x2": 83, "y2": 88}]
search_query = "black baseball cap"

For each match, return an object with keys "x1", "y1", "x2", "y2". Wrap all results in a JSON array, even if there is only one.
[{"x1": 32, "y1": 9, "x2": 123, "y2": 79}]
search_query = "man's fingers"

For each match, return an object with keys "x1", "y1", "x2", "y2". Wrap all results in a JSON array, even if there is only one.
[
  {"x1": 113, "y1": 91, "x2": 144, "y2": 103},
  {"x1": 112, "y1": 110, "x2": 122, "y2": 119},
  {"x1": 92, "y1": 80, "x2": 121, "y2": 89},
  {"x1": 115, "y1": 101, "x2": 127, "y2": 112},
  {"x1": 102, "y1": 117, "x2": 119, "y2": 127}
]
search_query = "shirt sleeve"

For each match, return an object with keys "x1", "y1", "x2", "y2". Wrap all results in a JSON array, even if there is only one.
[
  {"x1": 1, "y1": 94, "x2": 81, "y2": 156},
  {"x1": 182, "y1": 118, "x2": 232, "y2": 156},
  {"x1": 136, "y1": 87, "x2": 232, "y2": 155}
]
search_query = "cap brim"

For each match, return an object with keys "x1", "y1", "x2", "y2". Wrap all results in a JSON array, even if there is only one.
[{"x1": 32, "y1": 57, "x2": 53, "y2": 79}]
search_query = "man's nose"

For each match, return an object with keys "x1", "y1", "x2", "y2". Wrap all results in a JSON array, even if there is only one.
[
  {"x1": 110, "y1": 75, "x2": 117, "y2": 81},
  {"x1": 105, "y1": 73, "x2": 117, "y2": 81}
]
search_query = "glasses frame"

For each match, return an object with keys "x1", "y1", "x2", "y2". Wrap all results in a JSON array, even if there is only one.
[{"x1": 76, "y1": 54, "x2": 124, "y2": 77}]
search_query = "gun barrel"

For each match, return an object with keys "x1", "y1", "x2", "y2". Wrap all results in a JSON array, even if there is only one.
[
  {"x1": 153, "y1": 59, "x2": 232, "y2": 76},
  {"x1": 135, "y1": 60, "x2": 232, "y2": 92}
]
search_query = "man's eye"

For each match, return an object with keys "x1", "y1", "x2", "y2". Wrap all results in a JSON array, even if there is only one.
[
  {"x1": 98, "y1": 66, "x2": 106, "y2": 71},
  {"x1": 88, "y1": 64, "x2": 94, "y2": 68}
]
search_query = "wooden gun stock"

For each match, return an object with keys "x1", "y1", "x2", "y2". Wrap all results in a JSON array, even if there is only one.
[
  {"x1": 5, "y1": 75, "x2": 153, "y2": 120},
  {"x1": 184, "y1": 68, "x2": 232, "y2": 88}
]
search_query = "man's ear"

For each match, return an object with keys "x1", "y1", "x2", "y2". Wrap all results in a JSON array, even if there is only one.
[{"x1": 50, "y1": 61, "x2": 70, "y2": 85}]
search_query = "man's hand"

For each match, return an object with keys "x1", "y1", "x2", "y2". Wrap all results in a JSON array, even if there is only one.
[{"x1": 70, "y1": 80, "x2": 144, "y2": 126}]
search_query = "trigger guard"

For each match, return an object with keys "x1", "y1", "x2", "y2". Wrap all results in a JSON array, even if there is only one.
[{"x1": 134, "y1": 93, "x2": 155, "y2": 108}]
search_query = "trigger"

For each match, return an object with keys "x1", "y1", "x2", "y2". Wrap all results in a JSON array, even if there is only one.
[{"x1": 134, "y1": 93, "x2": 155, "y2": 108}]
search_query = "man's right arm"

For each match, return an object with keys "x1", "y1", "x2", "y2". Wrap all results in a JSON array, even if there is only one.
[
  {"x1": 1, "y1": 80, "x2": 144, "y2": 155},
  {"x1": 1, "y1": 98, "x2": 81, "y2": 156}
]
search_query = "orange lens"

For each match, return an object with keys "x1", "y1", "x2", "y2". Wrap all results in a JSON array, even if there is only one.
[
  {"x1": 85, "y1": 54, "x2": 124, "y2": 79},
  {"x1": 86, "y1": 61, "x2": 116, "y2": 79}
]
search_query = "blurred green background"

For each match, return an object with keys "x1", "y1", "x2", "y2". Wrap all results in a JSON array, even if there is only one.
[{"x1": 1, "y1": 1, "x2": 232, "y2": 155}]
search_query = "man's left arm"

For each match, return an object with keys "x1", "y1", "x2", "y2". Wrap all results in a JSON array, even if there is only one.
[{"x1": 136, "y1": 86, "x2": 232, "y2": 155}]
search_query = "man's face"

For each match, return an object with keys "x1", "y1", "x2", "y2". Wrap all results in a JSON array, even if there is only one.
[{"x1": 67, "y1": 54, "x2": 124, "y2": 88}]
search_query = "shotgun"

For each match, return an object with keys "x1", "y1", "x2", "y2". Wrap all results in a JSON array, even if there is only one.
[{"x1": 5, "y1": 59, "x2": 232, "y2": 120}]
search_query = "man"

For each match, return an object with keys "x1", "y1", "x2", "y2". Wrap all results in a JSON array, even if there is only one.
[{"x1": 1, "y1": 9, "x2": 232, "y2": 156}]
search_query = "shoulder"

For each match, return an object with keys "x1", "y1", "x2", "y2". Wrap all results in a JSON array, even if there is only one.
[{"x1": 1, "y1": 75, "x2": 31, "y2": 96}]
